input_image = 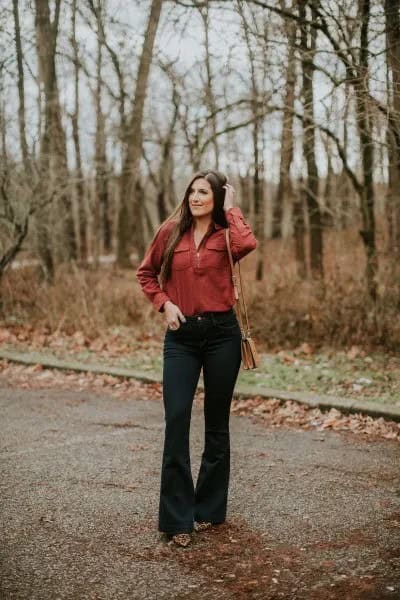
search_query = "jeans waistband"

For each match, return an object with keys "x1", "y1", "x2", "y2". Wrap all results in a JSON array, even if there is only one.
[{"x1": 184, "y1": 307, "x2": 234, "y2": 321}]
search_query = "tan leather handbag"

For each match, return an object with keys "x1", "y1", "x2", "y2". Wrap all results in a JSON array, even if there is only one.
[{"x1": 225, "y1": 229, "x2": 260, "y2": 370}]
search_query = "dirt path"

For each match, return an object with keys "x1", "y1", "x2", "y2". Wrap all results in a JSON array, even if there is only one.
[{"x1": 1, "y1": 374, "x2": 399, "y2": 599}]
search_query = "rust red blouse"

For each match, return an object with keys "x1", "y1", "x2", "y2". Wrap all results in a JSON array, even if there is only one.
[{"x1": 135, "y1": 207, "x2": 257, "y2": 316}]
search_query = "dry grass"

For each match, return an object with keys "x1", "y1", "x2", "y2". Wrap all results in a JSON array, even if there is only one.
[
  {"x1": 0, "y1": 263, "x2": 145, "y2": 338},
  {"x1": 1, "y1": 226, "x2": 399, "y2": 350},
  {"x1": 242, "y1": 225, "x2": 400, "y2": 350}
]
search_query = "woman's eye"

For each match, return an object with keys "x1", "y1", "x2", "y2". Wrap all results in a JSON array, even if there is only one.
[{"x1": 189, "y1": 189, "x2": 209, "y2": 196}]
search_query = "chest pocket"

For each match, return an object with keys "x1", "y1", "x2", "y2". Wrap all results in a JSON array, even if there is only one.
[
  {"x1": 203, "y1": 235, "x2": 229, "y2": 269},
  {"x1": 172, "y1": 241, "x2": 191, "y2": 270}
]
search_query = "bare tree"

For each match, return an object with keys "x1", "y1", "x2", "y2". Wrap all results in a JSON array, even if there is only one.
[
  {"x1": 294, "y1": 179, "x2": 307, "y2": 279},
  {"x1": 117, "y1": 0, "x2": 163, "y2": 266},
  {"x1": 248, "y1": 0, "x2": 384, "y2": 295},
  {"x1": 34, "y1": 0, "x2": 57, "y2": 279},
  {"x1": 237, "y1": 1, "x2": 266, "y2": 281},
  {"x1": 198, "y1": 4, "x2": 220, "y2": 169},
  {"x1": 94, "y1": 0, "x2": 111, "y2": 258},
  {"x1": 0, "y1": 165, "x2": 29, "y2": 281},
  {"x1": 70, "y1": 0, "x2": 88, "y2": 262},
  {"x1": 144, "y1": 63, "x2": 179, "y2": 225},
  {"x1": 35, "y1": 0, "x2": 77, "y2": 274},
  {"x1": 12, "y1": 0, "x2": 30, "y2": 174},
  {"x1": 385, "y1": 0, "x2": 400, "y2": 256},
  {"x1": 272, "y1": 9, "x2": 296, "y2": 240},
  {"x1": 299, "y1": 0, "x2": 324, "y2": 280},
  {"x1": 356, "y1": 0, "x2": 377, "y2": 299}
]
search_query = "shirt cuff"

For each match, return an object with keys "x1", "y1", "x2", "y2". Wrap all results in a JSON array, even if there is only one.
[
  {"x1": 224, "y1": 206, "x2": 243, "y2": 218},
  {"x1": 154, "y1": 292, "x2": 171, "y2": 313},
  {"x1": 224, "y1": 206, "x2": 249, "y2": 229}
]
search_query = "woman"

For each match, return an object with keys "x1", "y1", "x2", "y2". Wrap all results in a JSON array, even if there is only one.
[{"x1": 136, "y1": 170, "x2": 257, "y2": 547}]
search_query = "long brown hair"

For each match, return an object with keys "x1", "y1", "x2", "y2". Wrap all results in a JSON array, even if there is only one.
[{"x1": 158, "y1": 170, "x2": 229, "y2": 286}]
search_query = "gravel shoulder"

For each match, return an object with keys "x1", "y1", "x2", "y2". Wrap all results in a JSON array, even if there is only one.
[{"x1": 1, "y1": 375, "x2": 399, "y2": 599}]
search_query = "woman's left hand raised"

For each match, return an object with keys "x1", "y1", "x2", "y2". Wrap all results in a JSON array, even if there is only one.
[{"x1": 223, "y1": 183, "x2": 235, "y2": 210}]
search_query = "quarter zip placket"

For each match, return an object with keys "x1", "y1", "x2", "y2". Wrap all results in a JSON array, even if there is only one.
[{"x1": 192, "y1": 223, "x2": 212, "y2": 269}]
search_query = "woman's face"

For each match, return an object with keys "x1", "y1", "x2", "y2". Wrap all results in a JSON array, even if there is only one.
[{"x1": 188, "y1": 177, "x2": 214, "y2": 218}]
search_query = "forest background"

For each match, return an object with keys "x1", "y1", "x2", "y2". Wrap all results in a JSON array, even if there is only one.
[{"x1": 1, "y1": 0, "x2": 400, "y2": 404}]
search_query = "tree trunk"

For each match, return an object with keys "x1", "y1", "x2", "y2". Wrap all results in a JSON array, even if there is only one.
[
  {"x1": 94, "y1": 2, "x2": 111, "y2": 255},
  {"x1": 253, "y1": 120, "x2": 265, "y2": 281},
  {"x1": 385, "y1": 0, "x2": 400, "y2": 255},
  {"x1": 0, "y1": 102, "x2": 6, "y2": 160},
  {"x1": 357, "y1": 0, "x2": 377, "y2": 299},
  {"x1": 299, "y1": 0, "x2": 324, "y2": 279},
  {"x1": 70, "y1": 0, "x2": 87, "y2": 261},
  {"x1": 239, "y1": 172, "x2": 251, "y2": 215},
  {"x1": 155, "y1": 83, "x2": 179, "y2": 223},
  {"x1": 34, "y1": 0, "x2": 55, "y2": 279},
  {"x1": 339, "y1": 81, "x2": 352, "y2": 228},
  {"x1": 323, "y1": 138, "x2": 335, "y2": 228},
  {"x1": 35, "y1": 0, "x2": 77, "y2": 269},
  {"x1": 238, "y1": 0, "x2": 266, "y2": 281},
  {"x1": 294, "y1": 182, "x2": 307, "y2": 279},
  {"x1": 199, "y1": 5, "x2": 219, "y2": 169},
  {"x1": 272, "y1": 16, "x2": 296, "y2": 239},
  {"x1": 157, "y1": 131, "x2": 176, "y2": 223},
  {"x1": 12, "y1": 0, "x2": 30, "y2": 173},
  {"x1": 117, "y1": 0, "x2": 163, "y2": 267}
]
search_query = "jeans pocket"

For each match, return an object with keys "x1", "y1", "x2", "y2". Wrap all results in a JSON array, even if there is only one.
[{"x1": 167, "y1": 320, "x2": 189, "y2": 334}]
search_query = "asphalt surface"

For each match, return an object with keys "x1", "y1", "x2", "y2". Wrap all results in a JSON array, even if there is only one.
[{"x1": 1, "y1": 376, "x2": 400, "y2": 599}]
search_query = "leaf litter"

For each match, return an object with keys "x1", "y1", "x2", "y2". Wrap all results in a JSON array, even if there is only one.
[
  {"x1": 1, "y1": 325, "x2": 399, "y2": 404},
  {"x1": 1, "y1": 359, "x2": 398, "y2": 443}
]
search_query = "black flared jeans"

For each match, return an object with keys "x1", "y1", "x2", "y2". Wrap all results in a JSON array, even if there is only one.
[{"x1": 159, "y1": 308, "x2": 242, "y2": 535}]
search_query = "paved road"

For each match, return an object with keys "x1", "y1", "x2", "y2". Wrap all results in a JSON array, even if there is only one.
[{"x1": 1, "y1": 377, "x2": 399, "y2": 599}]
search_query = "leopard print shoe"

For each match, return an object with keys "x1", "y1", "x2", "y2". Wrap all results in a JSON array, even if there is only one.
[
  {"x1": 169, "y1": 533, "x2": 192, "y2": 547},
  {"x1": 194, "y1": 521, "x2": 212, "y2": 532}
]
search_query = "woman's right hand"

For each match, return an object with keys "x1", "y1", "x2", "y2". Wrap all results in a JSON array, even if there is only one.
[{"x1": 164, "y1": 301, "x2": 186, "y2": 330}]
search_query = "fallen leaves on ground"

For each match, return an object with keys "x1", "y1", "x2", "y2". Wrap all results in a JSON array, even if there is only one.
[
  {"x1": 0, "y1": 360, "x2": 163, "y2": 403},
  {"x1": 1, "y1": 325, "x2": 400, "y2": 403},
  {"x1": 231, "y1": 396, "x2": 400, "y2": 441},
  {"x1": 1, "y1": 360, "x2": 399, "y2": 443},
  {"x1": 0, "y1": 325, "x2": 160, "y2": 363},
  {"x1": 136, "y1": 518, "x2": 392, "y2": 600}
]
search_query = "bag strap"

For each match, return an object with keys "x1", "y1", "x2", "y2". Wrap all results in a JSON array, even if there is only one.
[{"x1": 224, "y1": 228, "x2": 251, "y2": 335}]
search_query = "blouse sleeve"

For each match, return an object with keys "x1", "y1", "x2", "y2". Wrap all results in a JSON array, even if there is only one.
[
  {"x1": 135, "y1": 222, "x2": 173, "y2": 313},
  {"x1": 225, "y1": 207, "x2": 258, "y2": 261}
]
